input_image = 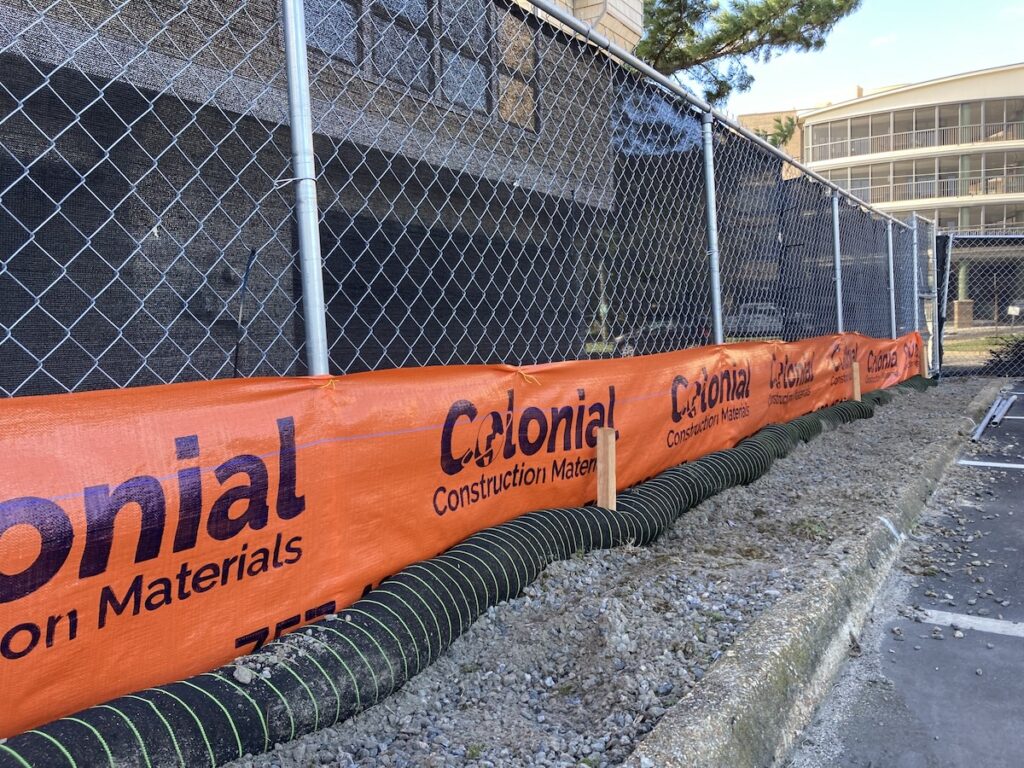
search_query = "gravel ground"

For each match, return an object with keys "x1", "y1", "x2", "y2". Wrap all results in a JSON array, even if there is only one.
[{"x1": 228, "y1": 378, "x2": 985, "y2": 768}]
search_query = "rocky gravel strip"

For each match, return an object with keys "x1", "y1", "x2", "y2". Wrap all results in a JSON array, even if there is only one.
[{"x1": 227, "y1": 378, "x2": 985, "y2": 768}]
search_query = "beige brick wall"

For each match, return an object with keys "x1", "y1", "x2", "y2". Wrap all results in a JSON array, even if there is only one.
[
  {"x1": 737, "y1": 110, "x2": 803, "y2": 162},
  {"x1": 536, "y1": 0, "x2": 644, "y2": 50}
]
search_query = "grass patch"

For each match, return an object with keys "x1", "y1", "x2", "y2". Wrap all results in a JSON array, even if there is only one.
[
  {"x1": 943, "y1": 335, "x2": 1004, "y2": 354},
  {"x1": 584, "y1": 340, "x2": 616, "y2": 355}
]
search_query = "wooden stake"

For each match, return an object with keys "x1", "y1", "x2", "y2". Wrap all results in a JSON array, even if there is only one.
[
  {"x1": 596, "y1": 427, "x2": 616, "y2": 510},
  {"x1": 920, "y1": 345, "x2": 929, "y2": 378},
  {"x1": 852, "y1": 361, "x2": 861, "y2": 402}
]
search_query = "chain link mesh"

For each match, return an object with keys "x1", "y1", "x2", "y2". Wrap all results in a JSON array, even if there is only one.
[
  {"x1": 834, "y1": 202, "x2": 889, "y2": 339},
  {"x1": 892, "y1": 223, "x2": 916, "y2": 337},
  {"x1": 0, "y1": 0, "x2": 308, "y2": 397},
  {"x1": 306, "y1": 0, "x2": 713, "y2": 368},
  {"x1": 712, "y1": 121, "x2": 839, "y2": 342},
  {"x1": 0, "y1": 0, "x2": 928, "y2": 398},
  {"x1": 941, "y1": 233, "x2": 1024, "y2": 375}
]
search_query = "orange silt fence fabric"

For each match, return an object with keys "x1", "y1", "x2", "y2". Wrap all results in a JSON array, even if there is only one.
[{"x1": 0, "y1": 331, "x2": 922, "y2": 736}]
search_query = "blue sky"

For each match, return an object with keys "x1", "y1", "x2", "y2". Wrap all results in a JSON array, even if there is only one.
[{"x1": 723, "y1": 0, "x2": 1024, "y2": 116}]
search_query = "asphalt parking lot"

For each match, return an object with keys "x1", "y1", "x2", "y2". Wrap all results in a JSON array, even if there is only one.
[{"x1": 787, "y1": 382, "x2": 1024, "y2": 768}]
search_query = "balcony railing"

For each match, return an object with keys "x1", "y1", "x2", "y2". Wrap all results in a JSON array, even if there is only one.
[
  {"x1": 808, "y1": 121, "x2": 1024, "y2": 162},
  {"x1": 844, "y1": 173, "x2": 1024, "y2": 204},
  {"x1": 945, "y1": 222, "x2": 1024, "y2": 234}
]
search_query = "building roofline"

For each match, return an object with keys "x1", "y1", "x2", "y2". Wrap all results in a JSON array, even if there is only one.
[{"x1": 798, "y1": 61, "x2": 1024, "y2": 120}]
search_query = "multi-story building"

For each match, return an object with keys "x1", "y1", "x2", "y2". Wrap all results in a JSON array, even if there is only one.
[
  {"x1": 798, "y1": 62, "x2": 1024, "y2": 233},
  {"x1": 742, "y1": 63, "x2": 1024, "y2": 332}
]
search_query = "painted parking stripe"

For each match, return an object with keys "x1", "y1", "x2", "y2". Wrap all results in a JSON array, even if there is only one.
[
  {"x1": 957, "y1": 459, "x2": 1024, "y2": 470},
  {"x1": 922, "y1": 609, "x2": 1024, "y2": 639}
]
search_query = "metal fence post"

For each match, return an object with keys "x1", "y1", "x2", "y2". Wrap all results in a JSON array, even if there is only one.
[
  {"x1": 283, "y1": 0, "x2": 330, "y2": 376},
  {"x1": 930, "y1": 222, "x2": 940, "y2": 376},
  {"x1": 885, "y1": 220, "x2": 897, "y2": 339},
  {"x1": 701, "y1": 111, "x2": 724, "y2": 345},
  {"x1": 911, "y1": 217, "x2": 921, "y2": 335},
  {"x1": 831, "y1": 193, "x2": 844, "y2": 333}
]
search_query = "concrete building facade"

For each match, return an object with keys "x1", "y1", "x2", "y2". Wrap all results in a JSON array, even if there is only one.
[{"x1": 1, "y1": 0, "x2": 678, "y2": 396}]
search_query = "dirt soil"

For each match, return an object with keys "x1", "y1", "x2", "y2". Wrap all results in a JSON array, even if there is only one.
[{"x1": 226, "y1": 378, "x2": 986, "y2": 768}]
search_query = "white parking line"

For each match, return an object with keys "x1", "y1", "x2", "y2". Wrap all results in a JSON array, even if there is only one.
[
  {"x1": 957, "y1": 459, "x2": 1024, "y2": 470},
  {"x1": 1003, "y1": 416, "x2": 1024, "y2": 420},
  {"x1": 922, "y1": 609, "x2": 1024, "y2": 639}
]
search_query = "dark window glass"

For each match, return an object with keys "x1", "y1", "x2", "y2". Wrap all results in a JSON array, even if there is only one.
[
  {"x1": 306, "y1": 0, "x2": 360, "y2": 63},
  {"x1": 441, "y1": 0, "x2": 488, "y2": 48},
  {"x1": 984, "y1": 99, "x2": 1005, "y2": 125},
  {"x1": 893, "y1": 110, "x2": 913, "y2": 133},
  {"x1": 961, "y1": 101, "x2": 982, "y2": 125},
  {"x1": 371, "y1": 16, "x2": 432, "y2": 91},
  {"x1": 984, "y1": 152, "x2": 1005, "y2": 176},
  {"x1": 1007, "y1": 99, "x2": 1024, "y2": 124},
  {"x1": 442, "y1": 51, "x2": 488, "y2": 111},
  {"x1": 937, "y1": 208, "x2": 959, "y2": 229},
  {"x1": 983, "y1": 205, "x2": 1004, "y2": 228},
  {"x1": 308, "y1": 1, "x2": 538, "y2": 129},
  {"x1": 498, "y1": 74, "x2": 535, "y2": 130},
  {"x1": 377, "y1": 0, "x2": 429, "y2": 25},
  {"x1": 870, "y1": 113, "x2": 889, "y2": 135}
]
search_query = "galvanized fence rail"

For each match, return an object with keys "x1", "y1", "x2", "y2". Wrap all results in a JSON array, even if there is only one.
[{"x1": 0, "y1": 0, "x2": 932, "y2": 398}]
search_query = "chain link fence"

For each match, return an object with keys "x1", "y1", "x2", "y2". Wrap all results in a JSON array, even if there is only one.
[
  {"x1": 940, "y1": 233, "x2": 1024, "y2": 376},
  {"x1": 0, "y1": 0, "x2": 930, "y2": 398},
  {"x1": 0, "y1": 0, "x2": 304, "y2": 397}
]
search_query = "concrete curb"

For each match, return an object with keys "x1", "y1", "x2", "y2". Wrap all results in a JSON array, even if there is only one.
[{"x1": 626, "y1": 380, "x2": 1004, "y2": 768}]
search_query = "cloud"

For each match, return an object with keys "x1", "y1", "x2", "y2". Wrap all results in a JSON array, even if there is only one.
[{"x1": 869, "y1": 34, "x2": 897, "y2": 48}]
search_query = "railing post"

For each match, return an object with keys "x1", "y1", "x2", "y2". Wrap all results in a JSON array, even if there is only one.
[
  {"x1": 701, "y1": 110, "x2": 725, "y2": 345},
  {"x1": 886, "y1": 220, "x2": 897, "y2": 339},
  {"x1": 282, "y1": 0, "x2": 330, "y2": 375},
  {"x1": 831, "y1": 193, "x2": 845, "y2": 333}
]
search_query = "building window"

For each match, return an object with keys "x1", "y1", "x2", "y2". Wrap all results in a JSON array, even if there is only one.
[
  {"x1": 937, "y1": 207, "x2": 959, "y2": 230},
  {"x1": 303, "y1": 0, "x2": 539, "y2": 130},
  {"x1": 1008, "y1": 99, "x2": 1024, "y2": 126},
  {"x1": 963, "y1": 206, "x2": 982, "y2": 229},
  {"x1": 308, "y1": 0, "x2": 361, "y2": 64},
  {"x1": 496, "y1": 13, "x2": 537, "y2": 131},
  {"x1": 1006, "y1": 204, "x2": 1024, "y2": 230}
]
